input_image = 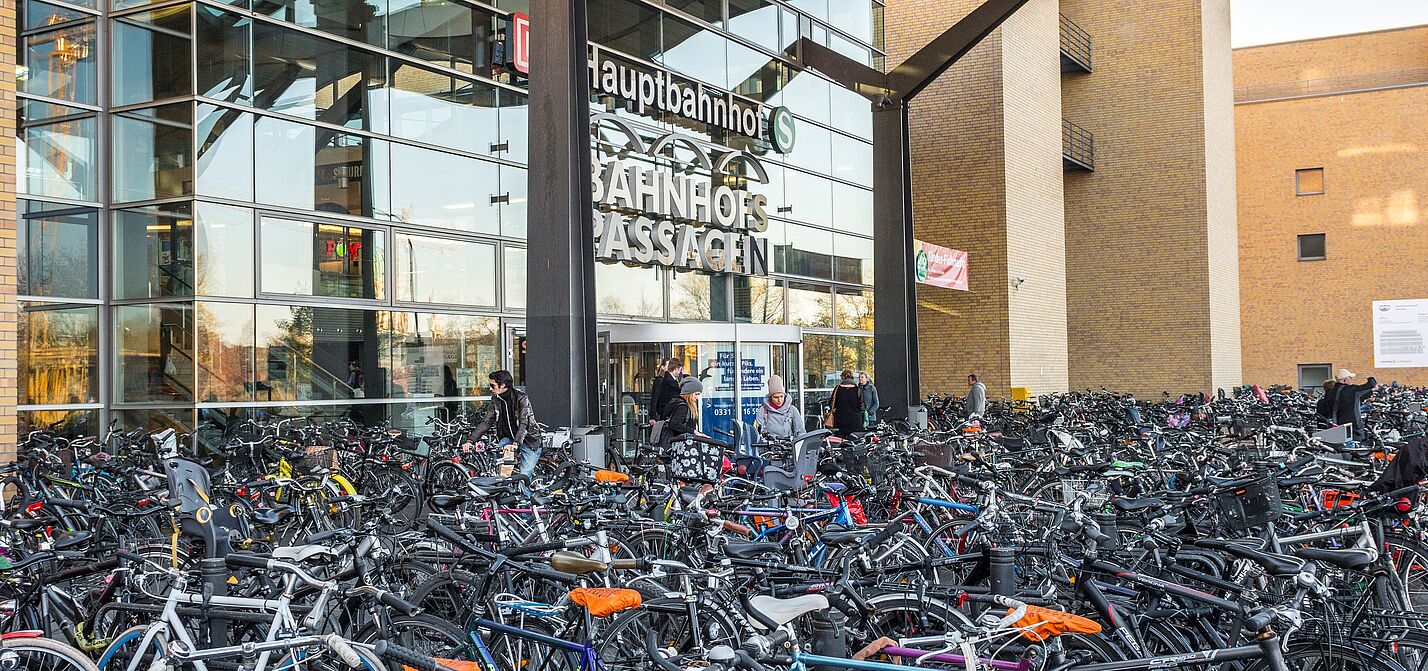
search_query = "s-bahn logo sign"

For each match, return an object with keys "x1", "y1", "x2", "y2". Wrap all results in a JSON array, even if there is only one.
[
  {"x1": 592, "y1": 114, "x2": 772, "y2": 277},
  {"x1": 589, "y1": 44, "x2": 792, "y2": 152}
]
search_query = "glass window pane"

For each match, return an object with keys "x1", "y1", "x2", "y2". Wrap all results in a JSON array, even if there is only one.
[
  {"x1": 256, "y1": 304, "x2": 385, "y2": 401},
  {"x1": 504, "y1": 246, "x2": 526, "y2": 310},
  {"x1": 115, "y1": 303, "x2": 196, "y2": 403},
  {"x1": 726, "y1": 40, "x2": 774, "y2": 98},
  {"x1": 197, "y1": 301, "x2": 255, "y2": 402},
  {"x1": 830, "y1": 132, "x2": 871, "y2": 186},
  {"x1": 195, "y1": 5, "x2": 252, "y2": 104},
  {"x1": 113, "y1": 203, "x2": 194, "y2": 299},
  {"x1": 387, "y1": 313, "x2": 499, "y2": 398},
  {"x1": 387, "y1": 143, "x2": 500, "y2": 234},
  {"x1": 19, "y1": 111, "x2": 97, "y2": 201},
  {"x1": 195, "y1": 202, "x2": 254, "y2": 297},
  {"x1": 255, "y1": 117, "x2": 381, "y2": 217},
  {"x1": 728, "y1": 0, "x2": 780, "y2": 51},
  {"x1": 111, "y1": 105, "x2": 193, "y2": 203},
  {"x1": 260, "y1": 217, "x2": 386, "y2": 299},
  {"x1": 20, "y1": 409, "x2": 98, "y2": 437},
  {"x1": 111, "y1": 7, "x2": 192, "y2": 106},
  {"x1": 827, "y1": 31, "x2": 870, "y2": 65},
  {"x1": 772, "y1": 71, "x2": 830, "y2": 124},
  {"x1": 783, "y1": 170, "x2": 832, "y2": 226},
  {"x1": 787, "y1": 281, "x2": 831, "y2": 327},
  {"x1": 19, "y1": 302, "x2": 98, "y2": 405},
  {"x1": 21, "y1": 21, "x2": 98, "y2": 104},
  {"x1": 835, "y1": 288, "x2": 872, "y2": 330},
  {"x1": 196, "y1": 104, "x2": 253, "y2": 200},
  {"x1": 588, "y1": 0, "x2": 661, "y2": 61},
  {"x1": 670, "y1": 271, "x2": 729, "y2": 321},
  {"x1": 782, "y1": 222, "x2": 833, "y2": 278},
  {"x1": 252, "y1": 21, "x2": 385, "y2": 131},
  {"x1": 827, "y1": 0, "x2": 871, "y2": 42},
  {"x1": 833, "y1": 232, "x2": 873, "y2": 285},
  {"x1": 393, "y1": 233, "x2": 496, "y2": 306},
  {"x1": 660, "y1": 15, "x2": 728, "y2": 88},
  {"x1": 23, "y1": 1, "x2": 90, "y2": 31},
  {"x1": 667, "y1": 0, "x2": 721, "y2": 26},
  {"x1": 384, "y1": 61, "x2": 498, "y2": 154},
  {"x1": 254, "y1": 0, "x2": 385, "y2": 48},
  {"x1": 388, "y1": 0, "x2": 490, "y2": 74},
  {"x1": 19, "y1": 205, "x2": 97, "y2": 299},
  {"x1": 832, "y1": 186, "x2": 872, "y2": 236},
  {"x1": 785, "y1": 121, "x2": 831, "y2": 176},
  {"x1": 596, "y1": 263, "x2": 664, "y2": 318},
  {"x1": 802, "y1": 332, "x2": 837, "y2": 390},
  {"x1": 829, "y1": 85, "x2": 872, "y2": 140},
  {"x1": 114, "y1": 408, "x2": 194, "y2": 433},
  {"x1": 790, "y1": 0, "x2": 828, "y2": 21},
  {"x1": 500, "y1": 165, "x2": 527, "y2": 238},
  {"x1": 499, "y1": 89, "x2": 528, "y2": 163},
  {"x1": 733, "y1": 276, "x2": 784, "y2": 324},
  {"x1": 837, "y1": 334, "x2": 873, "y2": 378}
]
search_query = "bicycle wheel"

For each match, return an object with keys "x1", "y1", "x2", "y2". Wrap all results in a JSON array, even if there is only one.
[
  {"x1": 1248, "y1": 642, "x2": 1409, "y2": 671},
  {"x1": 357, "y1": 614, "x2": 472, "y2": 663},
  {"x1": 860, "y1": 593, "x2": 972, "y2": 647},
  {"x1": 597, "y1": 598, "x2": 740, "y2": 671},
  {"x1": 95, "y1": 625, "x2": 165, "y2": 671},
  {"x1": 3, "y1": 635, "x2": 101, "y2": 671},
  {"x1": 1386, "y1": 534, "x2": 1428, "y2": 611}
]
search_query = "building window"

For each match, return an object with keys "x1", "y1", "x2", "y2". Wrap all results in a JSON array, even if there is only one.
[
  {"x1": 260, "y1": 217, "x2": 386, "y2": 300},
  {"x1": 1298, "y1": 364, "x2": 1331, "y2": 393},
  {"x1": 1295, "y1": 167, "x2": 1324, "y2": 196},
  {"x1": 1297, "y1": 233, "x2": 1325, "y2": 261}
]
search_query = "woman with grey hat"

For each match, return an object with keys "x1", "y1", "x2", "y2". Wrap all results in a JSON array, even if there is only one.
[
  {"x1": 662, "y1": 375, "x2": 705, "y2": 441},
  {"x1": 755, "y1": 374, "x2": 802, "y2": 438}
]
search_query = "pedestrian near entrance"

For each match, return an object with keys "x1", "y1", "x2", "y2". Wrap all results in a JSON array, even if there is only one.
[
  {"x1": 756, "y1": 375, "x2": 802, "y2": 438},
  {"x1": 1331, "y1": 368, "x2": 1377, "y2": 439},
  {"x1": 663, "y1": 376, "x2": 704, "y2": 442},
  {"x1": 467, "y1": 370, "x2": 546, "y2": 484},
  {"x1": 966, "y1": 373, "x2": 987, "y2": 418},
  {"x1": 829, "y1": 370, "x2": 865, "y2": 435},
  {"x1": 857, "y1": 372, "x2": 880, "y2": 426},
  {"x1": 1315, "y1": 380, "x2": 1337, "y2": 423},
  {"x1": 647, "y1": 357, "x2": 684, "y2": 423}
]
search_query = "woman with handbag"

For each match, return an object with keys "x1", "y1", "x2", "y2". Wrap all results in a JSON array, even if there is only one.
[
  {"x1": 661, "y1": 376, "x2": 704, "y2": 443},
  {"x1": 826, "y1": 369, "x2": 865, "y2": 436}
]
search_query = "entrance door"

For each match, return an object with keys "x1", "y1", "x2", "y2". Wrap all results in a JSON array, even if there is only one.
[{"x1": 505, "y1": 325, "x2": 527, "y2": 390}]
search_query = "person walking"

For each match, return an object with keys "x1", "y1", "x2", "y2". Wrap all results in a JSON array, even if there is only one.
[
  {"x1": 1315, "y1": 379, "x2": 1337, "y2": 423},
  {"x1": 466, "y1": 370, "x2": 545, "y2": 483},
  {"x1": 857, "y1": 372, "x2": 881, "y2": 426},
  {"x1": 965, "y1": 373, "x2": 987, "y2": 418},
  {"x1": 662, "y1": 376, "x2": 705, "y2": 442},
  {"x1": 829, "y1": 370, "x2": 865, "y2": 435},
  {"x1": 755, "y1": 375, "x2": 802, "y2": 439},
  {"x1": 647, "y1": 357, "x2": 683, "y2": 423},
  {"x1": 1331, "y1": 368, "x2": 1377, "y2": 439}
]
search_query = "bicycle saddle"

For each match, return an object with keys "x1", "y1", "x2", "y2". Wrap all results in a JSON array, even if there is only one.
[
  {"x1": 428, "y1": 494, "x2": 466, "y2": 509},
  {"x1": 1111, "y1": 497, "x2": 1164, "y2": 512},
  {"x1": 723, "y1": 542, "x2": 783, "y2": 559},
  {"x1": 821, "y1": 525, "x2": 874, "y2": 546},
  {"x1": 251, "y1": 505, "x2": 295, "y2": 526},
  {"x1": 272, "y1": 544, "x2": 338, "y2": 563},
  {"x1": 53, "y1": 530, "x2": 92, "y2": 550},
  {"x1": 1289, "y1": 546, "x2": 1377, "y2": 570},
  {"x1": 747, "y1": 594, "x2": 829, "y2": 630},
  {"x1": 1195, "y1": 538, "x2": 1307, "y2": 576},
  {"x1": 548, "y1": 551, "x2": 608, "y2": 575}
]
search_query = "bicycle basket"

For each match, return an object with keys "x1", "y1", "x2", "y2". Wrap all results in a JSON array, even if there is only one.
[
  {"x1": 667, "y1": 437, "x2": 724, "y2": 484},
  {"x1": 1214, "y1": 477, "x2": 1282, "y2": 530}
]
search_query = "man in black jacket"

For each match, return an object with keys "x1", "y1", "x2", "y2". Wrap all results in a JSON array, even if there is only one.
[
  {"x1": 1331, "y1": 368, "x2": 1376, "y2": 439},
  {"x1": 647, "y1": 358, "x2": 683, "y2": 424},
  {"x1": 467, "y1": 370, "x2": 544, "y2": 489}
]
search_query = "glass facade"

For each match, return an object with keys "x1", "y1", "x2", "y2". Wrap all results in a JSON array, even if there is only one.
[{"x1": 15, "y1": 0, "x2": 882, "y2": 435}]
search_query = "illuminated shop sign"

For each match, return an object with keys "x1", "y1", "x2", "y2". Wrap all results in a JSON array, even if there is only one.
[
  {"x1": 589, "y1": 44, "x2": 787, "y2": 147},
  {"x1": 592, "y1": 114, "x2": 772, "y2": 276}
]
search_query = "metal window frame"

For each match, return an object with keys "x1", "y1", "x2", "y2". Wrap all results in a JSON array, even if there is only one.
[
  {"x1": 1294, "y1": 167, "x2": 1325, "y2": 196},
  {"x1": 1296, "y1": 233, "x2": 1326, "y2": 261}
]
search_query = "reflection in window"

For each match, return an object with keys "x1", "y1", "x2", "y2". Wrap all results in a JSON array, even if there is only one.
[
  {"x1": 252, "y1": 20, "x2": 386, "y2": 131},
  {"x1": 729, "y1": 45, "x2": 782, "y2": 101},
  {"x1": 254, "y1": 0, "x2": 386, "y2": 48},
  {"x1": 256, "y1": 304, "x2": 384, "y2": 401},
  {"x1": 115, "y1": 302, "x2": 196, "y2": 403},
  {"x1": 19, "y1": 302, "x2": 98, "y2": 405},
  {"x1": 833, "y1": 232, "x2": 873, "y2": 285},
  {"x1": 115, "y1": 408, "x2": 194, "y2": 434},
  {"x1": 384, "y1": 61, "x2": 499, "y2": 154},
  {"x1": 20, "y1": 409, "x2": 97, "y2": 437},
  {"x1": 588, "y1": 0, "x2": 661, "y2": 61},
  {"x1": 734, "y1": 276, "x2": 785, "y2": 324},
  {"x1": 195, "y1": 203, "x2": 254, "y2": 297},
  {"x1": 802, "y1": 332, "x2": 837, "y2": 389},
  {"x1": 113, "y1": 203, "x2": 194, "y2": 299},
  {"x1": 387, "y1": 143, "x2": 500, "y2": 234},
  {"x1": 261, "y1": 217, "x2": 386, "y2": 300},
  {"x1": 831, "y1": 132, "x2": 872, "y2": 186},
  {"x1": 835, "y1": 289, "x2": 873, "y2": 330},
  {"x1": 18, "y1": 106, "x2": 97, "y2": 202},
  {"x1": 596, "y1": 263, "x2": 664, "y2": 318},
  {"x1": 197, "y1": 301, "x2": 255, "y2": 402},
  {"x1": 785, "y1": 122, "x2": 831, "y2": 176},
  {"x1": 827, "y1": 0, "x2": 872, "y2": 43},
  {"x1": 838, "y1": 334, "x2": 873, "y2": 378},
  {"x1": 504, "y1": 246, "x2": 526, "y2": 310},
  {"x1": 111, "y1": 6, "x2": 192, "y2": 106},
  {"x1": 196, "y1": 5, "x2": 252, "y2": 103},
  {"x1": 771, "y1": 71, "x2": 831, "y2": 124},
  {"x1": 23, "y1": 1, "x2": 90, "y2": 31},
  {"x1": 671, "y1": 271, "x2": 729, "y2": 321},
  {"x1": 500, "y1": 166, "x2": 527, "y2": 238},
  {"x1": 20, "y1": 204, "x2": 97, "y2": 299},
  {"x1": 832, "y1": 186, "x2": 872, "y2": 236},
  {"x1": 197, "y1": 105, "x2": 253, "y2": 201},
  {"x1": 111, "y1": 104, "x2": 193, "y2": 203},
  {"x1": 782, "y1": 223, "x2": 833, "y2": 278},
  {"x1": 386, "y1": 312, "x2": 499, "y2": 398},
  {"x1": 830, "y1": 85, "x2": 873, "y2": 140},
  {"x1": 21, "y1": 20, "x2": 97, "y2": 104},
  {"x1": 660, "y1": 14, "x2": 729, "y2": 88},
  {"x1": 728, "y1": 0, "x2": 781, "y2": 51},
  {"x1": 499, "y1": 90, "x2": 529, "y2": 163},
  {"x1": 393, "y1": 233, "x2": 496, "y2": 306},
  {"x1": 783, "y1": 170, "x2": 833, "y2": 226},
  {"x1": 255, "y1": 117, "x2": 381, "y2": 217},
  {"x1": 787, "y1": 282, "x2": 832, "y2": 328},
  {"x1": 388, "y1": 0, "x2": 492, "y2": 74}
]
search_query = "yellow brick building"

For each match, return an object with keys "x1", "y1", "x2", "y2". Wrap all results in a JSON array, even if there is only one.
[
  {"x1": 887, "y1": 0, "x2": 1242, "y2": 399},
  {"x1": 1235, "y1": 25, "x2": 1428, "y2": 389}
]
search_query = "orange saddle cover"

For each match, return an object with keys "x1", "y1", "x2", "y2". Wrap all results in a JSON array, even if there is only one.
[
  {"x1": 595, "y1": 469, "x2": 631, "y2": 484},
  {"x1": 570, "y1": 587, "x2": 642, "y2": 617},
  {"x1": 1009, "y1": 605, "x2": 1103, "y2": 641}
]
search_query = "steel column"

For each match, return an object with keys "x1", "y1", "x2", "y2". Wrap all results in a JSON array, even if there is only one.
[
  {"x1": 525, "y1": 0, "x2": 600, "y2": 431},
  {"x1": 871, "y1": 102, "x2": 920, "y2": 420}
]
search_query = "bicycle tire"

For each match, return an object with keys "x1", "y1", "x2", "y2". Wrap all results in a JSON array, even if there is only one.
[
  {"x1": 4, "y1": 635, "x2": 102, "y2": 671},
  {"x1": 95, "y1": 625, "x2": 165, "y2": 671}
]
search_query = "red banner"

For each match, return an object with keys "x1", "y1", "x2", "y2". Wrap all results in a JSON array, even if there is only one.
[
  {"x1": 913, "y1": 239, "x2": 969, "y2": 291},
  {"x1": 513, "y1": 13, "x2": 530, "y2": 74}
]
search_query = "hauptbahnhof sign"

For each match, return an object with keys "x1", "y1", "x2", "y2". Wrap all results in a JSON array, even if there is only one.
[{"x1": 589, "y1": 44, "x2": 769, "y2": 142}]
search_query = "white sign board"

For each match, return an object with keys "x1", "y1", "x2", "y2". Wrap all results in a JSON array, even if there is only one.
[{"x1": 1373, "y1": 299, "x2": 1428, "y2": 367}]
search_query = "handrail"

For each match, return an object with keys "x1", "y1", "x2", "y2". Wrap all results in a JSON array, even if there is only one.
[
  {"x1": 1062, "y1": 118, "x2": 1094, "y2": 170},
  {"x1": 1235, "y1": 66, "x2": 1428, "y2": 103},
  {"x1": 1059, "y1": 13, "x2": 1092, "y2": 72}
]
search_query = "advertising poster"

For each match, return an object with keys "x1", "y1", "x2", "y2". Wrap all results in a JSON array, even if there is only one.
[
  {"x1": 913, "y1": 239, "x2": 969, "y2": 291},
  {"x1": 1373, "y1": 299, "x2": 1428, "y2": 368}
]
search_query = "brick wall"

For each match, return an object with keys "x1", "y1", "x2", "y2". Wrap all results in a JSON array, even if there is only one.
[
  {"x1": 1201, "y1": 0, "x2": 1242, "y2": 390},
  {"x1": 1232, "y1": 25, "x2": 1428, "y2": 91},
  {"x1": 0, "y1": 0, "x2": 16, "y2": 459}
]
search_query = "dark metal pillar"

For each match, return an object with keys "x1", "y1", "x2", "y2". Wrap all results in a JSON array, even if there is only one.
[
  {"x1": 526, "y1": 0, "x2": 600, "y2": 432},
  {"x1": 871, "y1": 102, "x2": 921, "y2": 420}
]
